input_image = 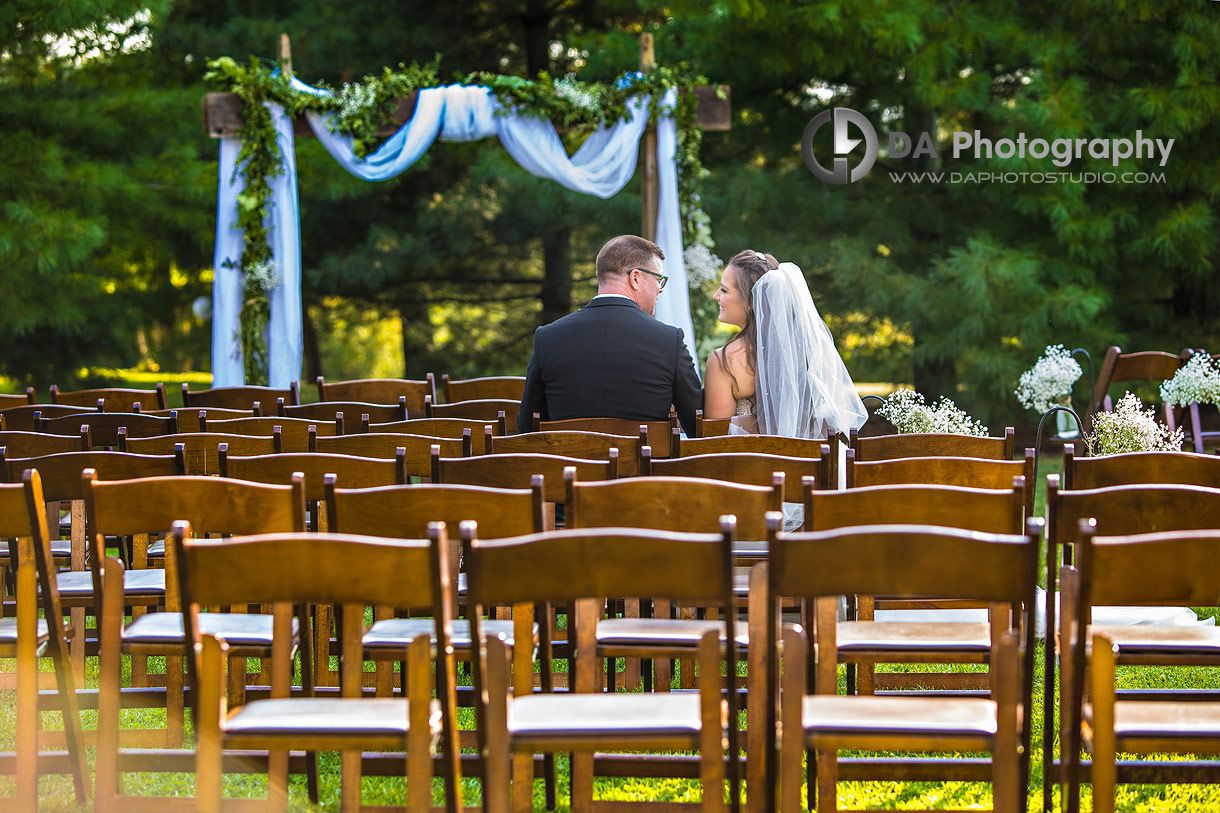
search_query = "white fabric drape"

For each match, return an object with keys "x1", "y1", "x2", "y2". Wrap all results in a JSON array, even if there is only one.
[
  {"x1": 212, "y1": 103, "x2": 302, "y2": 387},
  {"x1": 212, "y1": 80, "x2": 698, "y2": 385}
]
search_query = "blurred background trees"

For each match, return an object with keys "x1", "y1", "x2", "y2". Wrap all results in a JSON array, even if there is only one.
[{"x1": 1, "y1": 0, "x2": 1216, "y2": 427}]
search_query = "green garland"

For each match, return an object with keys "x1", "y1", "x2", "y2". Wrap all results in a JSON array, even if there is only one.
[{"x1": 206, "y1": 57, "x2": 717, "y2": 383}]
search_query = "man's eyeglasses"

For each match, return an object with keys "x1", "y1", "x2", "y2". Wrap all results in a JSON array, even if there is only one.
[{"x1": 632, "y1": 267, "x2": 668, "y2": 291}]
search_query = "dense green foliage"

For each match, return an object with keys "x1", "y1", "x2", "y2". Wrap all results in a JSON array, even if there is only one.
[{"x1": 1, "y1": 0, "x2": 1217, "y2": 428}]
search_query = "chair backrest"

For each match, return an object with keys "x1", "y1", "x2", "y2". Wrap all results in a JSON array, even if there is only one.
[
  {"x1": 0, "y1": 391, "x2": 34, "y2": 409},
  {"x1": 367, "y1": 417, "x2": 501, "y2": 439},
  {"x1": 427, "y1": 398, "x2": 518, "y2": 432},
  {"x1": 37, "y1": 411, "x2": 178, "y2": 447},
  {"x1": 327, "y1": 477, "x2": 545, "y2": 590},
  {"x1": 1, "y1": 450, "x2": 185, "y2": 499},
  {"x1": 84, "y1": 471, "x2": 307, "y2": 599},
  {"x1": 566, "y1": 472, "x2": 782, "y2": 538},
  {"x1": 1062, "y1": 443, "x2": 1220, "y2": 490},
  {"x1": 50, "y1": 384, "x2": 167, "y2": 412},
  {"x1": 1048, "y1": 478, "x2": 1220, "y2": 557},
  {"x1": 141, "y1": 406, "x2": 258, "y2": 432},
  {"x1": 0, "y1": 404, "x2": 94, "y2": 432},
  {"x1": 220, "y1": 451, "x2": 405, "y2": 502},
  {"x1": 808, "y1": 481, "x2": 1025, "y2": 534},
  {"x1": 121, "y1": 432, "x2": 280, "y2": 475},
  {"x1": 1090, "y1": 346, "x2": 1187, "y2": 416},
  {"x1": 643, "y1": 449, "x2": 826, "y2": 502},
  {"x1": 847, "y1": 449, "x2": 1035, "y2": 520},
  {"x1": 850, "y1": 427, "x2": 1016, "y2": 461},
  {"x1": 280, "y1": 399, "x2": 406, "y2": 426},
  {"x1": 432, "y1": 450, "x2": 617, "y2": 488},
  {"x1": 537, "y1": 416, "x2": 676, "y2": 457},
  {"x1": 694, "y1": 410, "x2": 731, "y2": 438},
  {"x1": 201, "y1": 415, "x2": 339, "y2": 452},
  {"x1": 441, "y1": 374, "x2": 525, "y2": 404},
  {"x1": 1077, "y1": 521, "x2": 1220, "y2": 610},
  {"x1": 316, "y1": 375, "x2": 434, "y2": 412},
  {"x1": 0, "y1": 431, "x2": 86, "y2": 458},
  {"x1": 182, "y1": 383, "x2": 300, "y2": 410},
  {"x1": 673, "y1": 432, "x2": 827, "y2": 459},
  {"x1": 491, "y1": 429, "x2": 645, "y2": 476},
  {"x1": 314, "y1": 432, "x2": 471, "y2": 477}
]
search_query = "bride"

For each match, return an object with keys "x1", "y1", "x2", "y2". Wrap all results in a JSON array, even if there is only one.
[{"x1": 704, "y1": 250, "x2": 868, "y2": 441}]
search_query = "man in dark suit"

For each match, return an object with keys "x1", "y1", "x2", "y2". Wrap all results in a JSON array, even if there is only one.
[{"x1": 518, "y1": 235, "x2": 703, "y2": 435}]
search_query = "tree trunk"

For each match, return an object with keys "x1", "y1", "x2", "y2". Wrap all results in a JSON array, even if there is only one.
[
  {"x1": 541, "y1": 226, "x2": 572, "y2": 325},
  {"x1": 302, "y1": 303, "x2": 323, "y2": 383},
  {"x1": 399, "y1": 299, "x2": 430, "y2": 379}
]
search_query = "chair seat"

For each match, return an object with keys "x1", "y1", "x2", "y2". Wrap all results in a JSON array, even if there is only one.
[
  {"x1": 147, "y1": 539, "x2": 165, "y2": 558},
  {"x1": 1093, "y1": 623, "x2": 1220, "y2": 655},
  {"x1": 836, "y1": 621, "x2": 992, "y2": 652},
  {"x1": 596, "y1": 618, "x2": 748, "y2": 649},
  {"x1": 508, "y1": 692, "x2": 705, "y2": 741},
  {"x1": 124, "y1": 611, "x2": 296, "y2": 648},
  {"x1": 363, "y1": 618, "x2": 530, "y2": 651},
  {"x1": 56, "y1": 568, "x2": 164, "y2": 598},
  {"x1": 803, "y1": 694, "x2": 998, "y2": 738},
  {"x1": 0, "y1": 617, "x2": 49, "y2": 647},
  {"x1": 225, "y1": 697, "x2": 438, "y2": 738},
  {"x1": 1095, "y1": 701, "x2": 1220, "y2": 741}
]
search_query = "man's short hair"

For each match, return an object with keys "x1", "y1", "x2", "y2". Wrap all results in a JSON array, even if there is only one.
[{"x1": 595, "y1": 235, "x2": 665, "y2": 283}]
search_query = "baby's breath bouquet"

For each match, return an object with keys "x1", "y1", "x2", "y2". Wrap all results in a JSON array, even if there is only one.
[
  {"x1": 1160, "y1": 353, "x2": 1220, "y2": 408},
  {"x1": 1015, "y1": 344, "x2": 1083, "y2": 414},
  {"x1": 875, "y1": 388, "x2": 989, "y2": 437},
  {"x1": 1086, "y1": 392, "x2": 1183, "y2": 456}
]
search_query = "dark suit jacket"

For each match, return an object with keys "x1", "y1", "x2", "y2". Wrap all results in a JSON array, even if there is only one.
[{"x1": 518, "y1": 297, "x2": 703, "y2": 435}]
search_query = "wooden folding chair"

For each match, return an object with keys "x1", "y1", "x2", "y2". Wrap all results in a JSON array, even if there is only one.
[
  {"x1": 90, "y1": 474, "x2": 311, "y2": 810},
  {"x1": 807, "y1": 480, "x2": 1026, "y2": 697},
  {"x1": 850, "y1": 426, "x2": 1016, "y2": 461},
  {"x1": 642, "y1": 447, "x2": 828, "y2": 505},
  {"x1": 1061, "y1": 442, "x2": 1220, "y2": 490},
  {"x1": 0, "y1": 403, "x2": 94, "y2": 432},
  {"x1": 466, "y1": 518, "x2": 738, "y2": 813},
  {"x1": 441, "y1": 373, "x2": 525, "y2": 403},
  {"x1": 315, "y1": 375, "x2": 435, "y2": 413},
  {"x1": 182, "y1": 382, "x2": 300, "y2": 410},
  {"x1": 179, "y1": 526, "x2": 462, "y2": 813},
  {"x1": 846, "y1": 448, "x2": 1037, "y2": 522},
  {"x1": 491, "y1": 429, "x2": 647, "y2": 476},
  {"x1": 38, "y1": 410, "x2": 178, "y2": 448},
  {"x1": 427, "y1": 396, "x2": 520, "y2": 431},
  {"x1": 0, "y1": 470, "x2": 88, "y2": 806},
  {"x1": 122, "y1": 432, "x2": 280, "y2": 476},
  {"x1": 280, "y1": 398, "x2": 406, "y2": 426},
  {"x1": 201, "y1": 415, "x2": 339, "y2": 452},
  {"x1": 1044, "y1": 480, "x2": 1220, "y2": 812},
  {"x1": 766, "y1": 518, "x2": 1040, "y2": 813},
  {"x1": 0, "y1": 430, "x2": 87, "y2": 458},
  {"x1": 0, "y1": 390, "x2": 34, "y2": 409},
  {"x1": 1062, "y1": 523, "x2": 1220, "y2": 813},
  {"x1": 1089, "y1": 346, "x2": 1188, "y2": 431},
  {"x1": 0, "y1": 450, "x2": 185, "y2": 676},
  {"x1": 142, "y1": 406, "x2": 258, "y2": 432},
  {"x1": 314, "y1": 431, "x2": 473, "y2": 481},
  {"x1": 368, "y1": 416, "x2": 504, "y2": 438},
  {"x1": 673, "y1": 431, "x2": 828, "y2": 459},
  {"x1": 537, "y1": 415, "x2": 677, "y2": 457},
  {"x1": 694, "y1": 410, "x2": 732, "y2": 438},
  {"x1": 49, "y1": 383, "x2": 168, "y2": 412}
]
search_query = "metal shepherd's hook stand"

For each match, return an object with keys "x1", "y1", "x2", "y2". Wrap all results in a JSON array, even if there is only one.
[{"x1": 1033, "y1": 404, "x2": 1085, "y2": 495}]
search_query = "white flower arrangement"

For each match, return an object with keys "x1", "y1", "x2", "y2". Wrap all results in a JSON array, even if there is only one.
[
  {"x1": 875, "y1": 388, "x2": 990, "y2": 437},
  {"x1": 1086, "y1": 392, "x2": 1183, "y2": 456},
  {"x1": 1160, "y1": 353, "x2": 1220, "y2": 408},
  {"x1": 553, "y1": 75, "x2": 599, "y2": 113},
  {"x1": 335, "y1": 80, "x2": 379, "y2": 121},
  {"x1": 683, "y1": 244, "x2": 723, "y2": 287},
  {"x1": 1014, "y1": 344, "x2": 1083, "y2": 413},
  {"x1": 244, "y1": 259, "x2": 281, "y2": 293}
]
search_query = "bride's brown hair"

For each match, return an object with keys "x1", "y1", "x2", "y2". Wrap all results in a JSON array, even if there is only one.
[{"x1": 717, "y1": 249, "x2": 778, "y2": 391}]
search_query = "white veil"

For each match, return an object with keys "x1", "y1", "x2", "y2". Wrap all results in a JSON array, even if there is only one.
[{"x1": 753, "y1": 262, "x2": 868, "y2": 440}]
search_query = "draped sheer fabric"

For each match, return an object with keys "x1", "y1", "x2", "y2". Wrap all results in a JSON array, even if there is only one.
[{"x1": 753, "y1": 263, "x2": 868, "y2": 440}]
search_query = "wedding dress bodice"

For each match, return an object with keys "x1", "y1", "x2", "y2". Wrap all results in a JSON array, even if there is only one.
[{"x1": 735, "y1": 397, "x2": 756, "y2": 416}]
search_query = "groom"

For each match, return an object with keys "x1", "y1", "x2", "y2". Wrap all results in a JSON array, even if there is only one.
[{"x1": 517, "y1": 234, "x2": 703, "y2": 436}]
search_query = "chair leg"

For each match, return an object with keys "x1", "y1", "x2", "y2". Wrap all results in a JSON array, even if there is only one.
[
  {"x1": 697, "y1": 630, "x2": 726, "y2": 813},
  {"x1": 15, "y1": 558, "x2": 37, "y2": 812},
  {"x1": 196, "y1": 635, "x2": 227, "y2": 813},
  {"x1": 166, "y1": 654, "x2": 185, "y2": 747},
  {"x1": 1090, "y1": 634, "x2": 1118, "y2": 813},
  {"x1": 483, "y1": 636, "x2": 512, "y2": 813},
  {"x1": 779, "y1": 628, "x2": 805, "y2": 813}
]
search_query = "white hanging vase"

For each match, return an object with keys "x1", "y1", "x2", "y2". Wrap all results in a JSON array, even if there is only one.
[{"x1": 1056, "y1": 396, "x2": 1079, "y2": 439}]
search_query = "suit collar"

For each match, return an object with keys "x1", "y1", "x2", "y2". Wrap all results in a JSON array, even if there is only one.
[{"x1": 584, "y1": 295, "x2": 641, "y2": 310}]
